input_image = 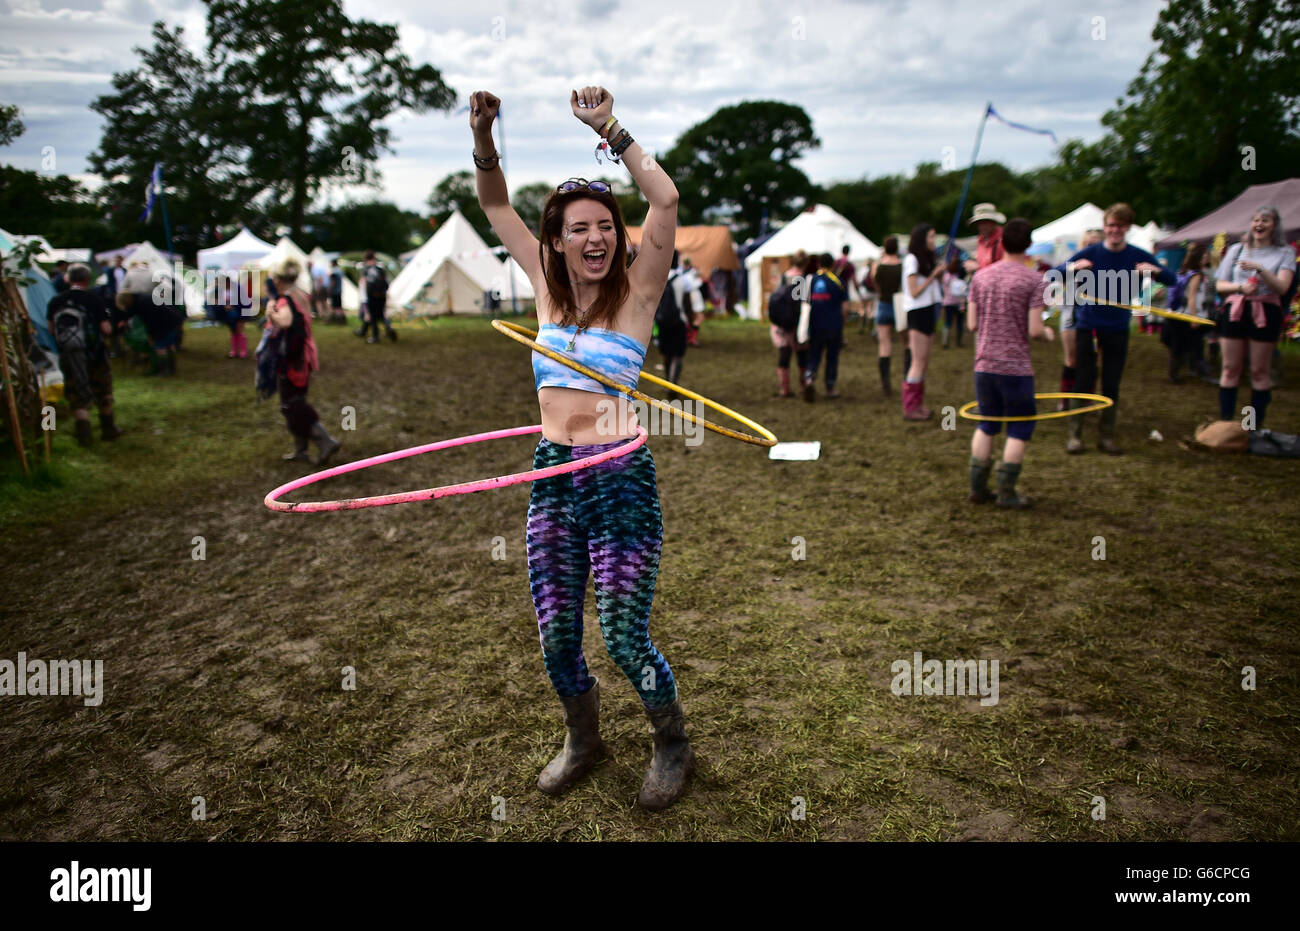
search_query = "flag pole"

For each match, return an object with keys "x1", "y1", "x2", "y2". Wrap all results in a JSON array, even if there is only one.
[
  {"x1": 158, "y1": 165, "x2": 174, "y2": 263},
  {"x1": 498, "y1": 110, "x2": 517, "y2": 316},
  {"x1": 946, "y1": 102, "x2": 991, "y2": 264}
]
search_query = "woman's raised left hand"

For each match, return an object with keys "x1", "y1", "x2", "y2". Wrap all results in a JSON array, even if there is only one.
[{"x1": 571, "y1": 86, "x2": 613, "y2": 130}]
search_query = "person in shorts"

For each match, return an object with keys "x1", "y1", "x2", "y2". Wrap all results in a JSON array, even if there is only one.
[
  {"x1": 47, "y1": 264, "x2": 122, "y2": 446},
  {"x1": 1214, "y1": 206, "x2": 1295, "y2": 427},
  {"x1": 965, "y1": 219, "x2": 1055, "y2": 508}
]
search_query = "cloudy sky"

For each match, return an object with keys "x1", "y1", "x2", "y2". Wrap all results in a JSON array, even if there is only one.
[{"x1": 1, "y1": 0, "x2": 1167, "y2": 215}]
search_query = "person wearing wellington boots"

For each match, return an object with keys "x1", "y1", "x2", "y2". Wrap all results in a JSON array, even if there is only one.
[{"x1": 471, "y1": 84, "x2": 694, "y2": 810}]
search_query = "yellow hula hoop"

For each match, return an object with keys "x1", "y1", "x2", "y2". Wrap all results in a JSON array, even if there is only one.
[
  {"x1": 492, "y1": 319, "x2": 779, "y2": 447},
  {"x1": 958, "y1": 392, "x2": 1113, "y2": 423},
  {"x1": 1075, "y1": 292, "x2": 1214, "y2": 327}
]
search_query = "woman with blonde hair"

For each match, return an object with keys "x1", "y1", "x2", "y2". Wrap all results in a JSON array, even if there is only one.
[
  {"x1": 264, "y1": 259, "x2": 340, "y2": 465},
  {"x1": 1214, "y1": 206, "x2": 1294, "y2": 426}
]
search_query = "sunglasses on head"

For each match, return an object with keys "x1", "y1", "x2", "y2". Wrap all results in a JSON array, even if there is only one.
[{"x1": 557, "y1": 178, "x2": 610, "y2": 194}]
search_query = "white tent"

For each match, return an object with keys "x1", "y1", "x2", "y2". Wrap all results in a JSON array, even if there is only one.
[
  {"x1": 1032, "y1": 204, "x2": 1105, "y2": 262},
  {"x1": 307, "y1": 247, "x2": 360, "y2": 311},
  {"x1": 197, "y1": 228, "x2": 274, "y2": 273},
  {"x1": 498, "y1": 253, "x2": 536, "y2": 302},
  {"x1": 1129, "y1": 221, "x2": 1173, "y2": 255},
  {"x1": 387, "y1": 210, "x2": 512, "y2": 315},
  {"x1": 743, "y1": 205, "x2": 880, "y2": 317},
  {"x1": 256, "y1": 236, "x2": 314, "y2": 292},
  {"x1": 122, "y1": 241, "x2": 206, "y2": 317}
]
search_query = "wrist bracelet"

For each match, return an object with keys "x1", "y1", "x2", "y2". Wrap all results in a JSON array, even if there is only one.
[
  {"x1": 599, "y1": 116, "x2": 617, "y2": 137},
  {"x1": 611, "y1": 132, "x2": 634, "y2": 157},
  {"x1": 472, "y1": 150, "x2": 501, "y2": 170}
]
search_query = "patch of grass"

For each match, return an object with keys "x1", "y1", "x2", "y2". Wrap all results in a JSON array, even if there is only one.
[{"x1": 1, "y1": 313, "x2": 1297, "y2": 841}]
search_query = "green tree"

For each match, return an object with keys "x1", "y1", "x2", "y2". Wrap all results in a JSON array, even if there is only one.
[
  {"x1": 427, "y1": 170, "x2": 497, "y2": 246},
  {"x1": 661, "y1": 101, "x2": 820, "y2": 240},
  {"x1": 89, "y1": 22, "x2": 257, "y2": 258},
  {"x1": 207, "y1": 0, "x2": 457, "y2": 238},
  {"x1": 0, "y1": 167, "x2": 114, "y2": 251},
  {"x1": 0, "y1": 104, "x2": 24, "y2": 147},
  {"x1": 818, "y1": 176, "x2": 899, "y2": 244},
  {"x1": 1086, "y1": 0, "x2": 1300, "y2": 226},
  {"x1": 308, "y1": 200, "x2": 424, "y2": 255},
  {"x1": 512, "y1": 182, "x2": 553, "y2": 236}
]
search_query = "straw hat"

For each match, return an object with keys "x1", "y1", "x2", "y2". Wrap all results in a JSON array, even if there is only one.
[{"x1": 968, "y1": 203, "x2": 1006, "y2": 225}]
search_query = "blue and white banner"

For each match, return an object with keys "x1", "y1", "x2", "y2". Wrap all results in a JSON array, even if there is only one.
[
  {"x1": 987, "y1": 105, "x2": 1058, "y2": 145},
  {"x1": 140, "y1": 162, "x2": 162, "y2": 223}
]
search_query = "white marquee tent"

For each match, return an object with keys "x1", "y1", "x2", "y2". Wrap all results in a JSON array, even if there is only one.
[
  {"x1": 1033, "y1": 204, "x2": 1170, "y2": 261},
  {"x1": 387, "y1": 210, "x2": 516, "y2": 315},
  {"x1": 743, "y1": 205, "x2": 880, "y2": 317},
  {"x1": 197, "y1": 228, "x2": 274, "y2": 273},
  {"x1": 255, "y1": 236, "x2": 314, "y2": 293},
  {"x1": 1031, "y1": 203, "x2": 1105, "y2": 262}
]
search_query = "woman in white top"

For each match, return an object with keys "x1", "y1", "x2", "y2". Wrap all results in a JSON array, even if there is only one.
[
  {"x1": 900, "y1": 223, "x2": 945, "y2": 420},
  {"x1": 1214, "y1": 206, "x2": 1295, "y2": 426}
]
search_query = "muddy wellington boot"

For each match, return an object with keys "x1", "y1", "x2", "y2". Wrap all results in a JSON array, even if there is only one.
[
  {"x1": 1066, "y1": 400, "x2": 1085, "y2": 454},
  {"x1": 1097, "y1": 403, "x2": 1123, "y2": 455},
  {"x1": 99, "y1": 411, "x2": 123, "y2": 441},
  {"x1": 968, "y1": 456, "x2": 995, "y2": 504},
  {"x1": 282, "y1": 433, "x2": 310, "y2": 462},
  {"x1": 538, "y1": 679, "x2": 607, "y2": 795},
  {"x1": 995, "y1": 460, "x2": 1031, "y2": 509},
  {"x1": 310, "y1": 421, "x2": 341, "y2": 466},
  {"x1": 878, "y1": 356, "x2": 891, "y2": 396},
  {"x1": 74, "y1": 418, "x2": 94, "y2": 447},
  {"x1": 637, "y1": 697, "x2": 695, "y2": 811},
  {"x1": 776, "y1": 367, "x2": 792, "y2": 398}
]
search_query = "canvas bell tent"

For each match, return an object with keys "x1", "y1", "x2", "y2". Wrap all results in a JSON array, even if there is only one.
[
  {"x1": 743, "y1": 205, "x2": 879, "y2": 317},
  {"x1": 387, "y1": 210, "x2": 514, "y2": 315}
]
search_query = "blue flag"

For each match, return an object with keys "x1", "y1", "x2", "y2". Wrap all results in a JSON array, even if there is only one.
[
  {"x1": 140, "y1": 162, "x2": 162, "y2": 223},
  {"x1": 987, "y1": 105, "x2": 1058, "y2": 145}
]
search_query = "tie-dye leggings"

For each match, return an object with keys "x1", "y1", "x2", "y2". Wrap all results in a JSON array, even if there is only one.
[{"x1": 526, "y1": 437, "x2": 677, "y2": 710}]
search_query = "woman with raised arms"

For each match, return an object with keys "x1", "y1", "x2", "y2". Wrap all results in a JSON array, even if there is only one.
[{"x1": 469, "y1": 85, "x2": 693, "y2": 810}]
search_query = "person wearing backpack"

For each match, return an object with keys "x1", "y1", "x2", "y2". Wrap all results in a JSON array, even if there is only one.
[
  {"x1": 801, "y1": 253, "x2": 849, "y2": 401},
  {"x1": 360, "y1": 250, "x2": 396, "y2": 343},
  {"x1": 767, "y1": 253, "x2": 810, "y2": 397},
  {"x1": 47, "y1": 264, "x2": 122, "y2": 446},
  {"x1": 1163, "y1": 242, "x2": 1214, "y2": 384},
  {"x1": 265, "y1": 259, "x2": 340, "y2": 466},
  {"x1": 655, "y1": 251, "x2": 691, "y2": 389}
]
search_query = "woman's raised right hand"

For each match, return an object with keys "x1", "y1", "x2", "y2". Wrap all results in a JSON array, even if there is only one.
[{"x1": 469, "y1": 91, "x2": 500, "y2": 134}]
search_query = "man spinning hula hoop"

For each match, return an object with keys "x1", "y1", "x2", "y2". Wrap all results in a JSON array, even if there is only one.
[{"x1": 470, "y1": 85, "x2": 693, "y2": 810}]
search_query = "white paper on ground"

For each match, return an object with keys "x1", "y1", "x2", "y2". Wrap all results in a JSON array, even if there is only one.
[{"x1": 769, "y1": 441, "x2": 821, "y2": 461}]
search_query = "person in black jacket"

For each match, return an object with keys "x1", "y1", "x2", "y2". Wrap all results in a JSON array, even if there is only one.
[{"x1": 360, "y1": 250, "x2": 396, "y2": 343}]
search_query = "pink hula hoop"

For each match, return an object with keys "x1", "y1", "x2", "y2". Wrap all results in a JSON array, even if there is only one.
[{"x1": 264, "y1": 424, "x2": 648, "y2": 513}]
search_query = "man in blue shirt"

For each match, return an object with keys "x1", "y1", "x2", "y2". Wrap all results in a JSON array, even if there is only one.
[
  {"x1": 801, "y1": 253, "x2": 848, "y2": 402},
  {"x1": 1054, "y1": 203, "x2": 1175, "y2": 454}
]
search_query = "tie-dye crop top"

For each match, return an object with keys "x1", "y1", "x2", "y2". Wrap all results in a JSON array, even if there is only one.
[{"x1": 532, "y1": 324, "x2": 646, "y2": 396}]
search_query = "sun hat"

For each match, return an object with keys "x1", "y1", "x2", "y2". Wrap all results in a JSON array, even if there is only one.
[{"x1": 968, "y1": 203, "x2": 1006, "y2": 225}]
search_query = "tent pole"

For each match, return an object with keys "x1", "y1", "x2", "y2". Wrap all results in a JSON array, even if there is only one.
[{"x1": 946, "y1": 102, "x2": 991, "y2": 264}]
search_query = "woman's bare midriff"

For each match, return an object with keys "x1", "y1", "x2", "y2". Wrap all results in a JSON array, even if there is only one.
[
  {"x1": 536, "y1": 295, "x2": 651, "y2": 446},
  {"x1": 538, "y1": 386, "x2": 640, "y2": 445}
]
